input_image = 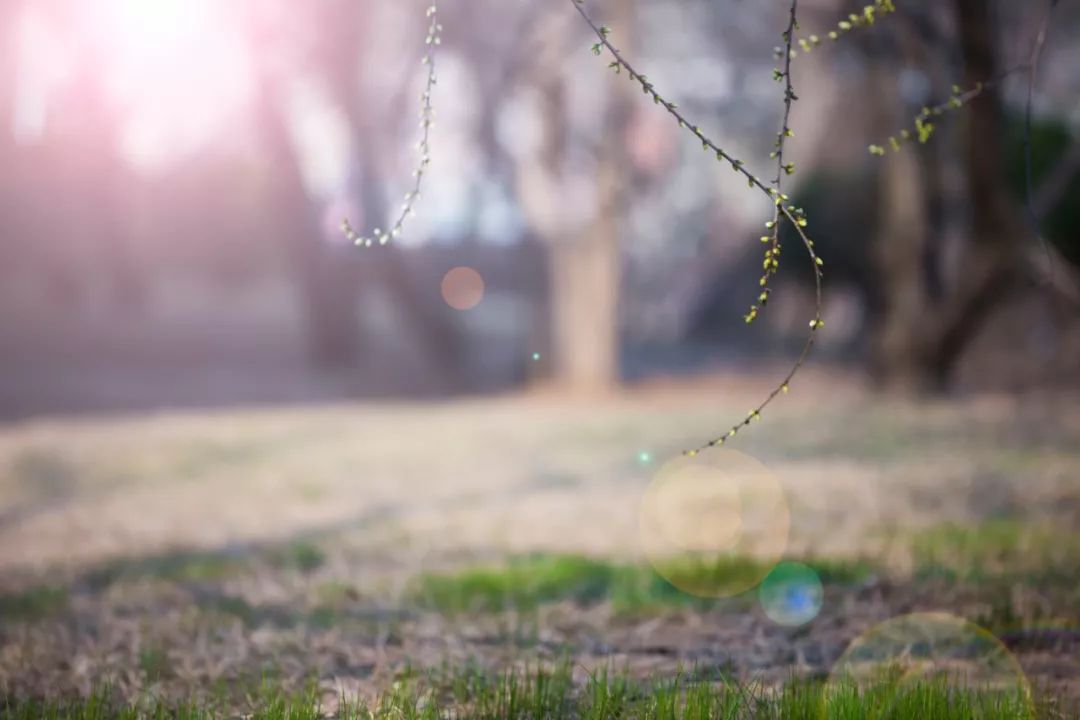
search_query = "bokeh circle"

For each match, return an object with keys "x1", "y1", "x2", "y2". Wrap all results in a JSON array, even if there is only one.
[
  {"x1": 441, "y1": 267, "x2": 485, "y2": 310},
  {"x1": 639, "y1": 448, "x2": 789, "y2": 598},
  {"x1": 827, "y1": 612, "x2": 1033, "y2": 718},
  {"x1": 759, "y1": 561, "x2": 823, "y2": 626}
]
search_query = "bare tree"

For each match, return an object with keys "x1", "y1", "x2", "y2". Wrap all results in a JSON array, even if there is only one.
[
  {"x1": 872, "y1": 0, "x2": 1031, "y2": 389},
  {"x1": 516, "y1": 0, "x2": 639, "y2": 392}
]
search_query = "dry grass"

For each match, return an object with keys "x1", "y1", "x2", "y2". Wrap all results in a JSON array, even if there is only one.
[{"x1": 0, "y1": 372, "x2": 1078, "y2": 713}]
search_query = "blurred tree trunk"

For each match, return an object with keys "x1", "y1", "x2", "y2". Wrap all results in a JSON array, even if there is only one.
[
  {"x1": 0, "y1": 1, "x2": 16, "y2": 142},
  {"x1": 319, "y1": 3, "x2": 467, "y2": 387},
  {"x1": 548, "y1": 128, "x2": 623, "y2": 392},
  {"x1": 527, "y1": 0, "x2": 635, "y2": 393},
  {"x1": 27, "y1": 27, "x2": 145, "y2": 313},
  {"x1": 0, "y1": 0, "x2": 19, "y2": 266},
  {"x1": 873, "y1": 0, "x2": 1025, "y2": 390},
  {"x1": 256, "y1": 83, "x2": 361, "y2": 367},
  {"x1": 244, "y1": 3, "x2": 364, "y2": 369},
  {"x1": 350, "y1": 123, "x2": 468, "y2": 388},
  {"x1": 73, "y1": 66, "x2": 144, "y2": 311},
  {"x1": 871, "y1": 92, "x2": 928, "y2": 387},
  {"x1": 929, "y1": 0, "x2": 1026, "y2": 375}
]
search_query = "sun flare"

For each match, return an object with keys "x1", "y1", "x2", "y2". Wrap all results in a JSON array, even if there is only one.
[{"x1": 80, "y1": 0, "x2": 255, "y2": 167}]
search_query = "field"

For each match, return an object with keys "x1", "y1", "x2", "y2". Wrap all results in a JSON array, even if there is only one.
[{"x1": 1, "y1": 370, "x2": 1078, "y2": 718}]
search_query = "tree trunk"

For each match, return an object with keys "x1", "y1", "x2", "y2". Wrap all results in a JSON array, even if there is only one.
[
  {"x1": 872, "y1": 119, "x2": 930, "y2": 388},
  {"x1": 351, "y1": 125, "x2": 468, "y2": 389},
  {"x1": 873, "y1": 0, "x2": 1025, "y2": 390},
  {"x1": 927, "y1": 0, "x2": 1025, "y2": 379},
  {"x1": 257, "y1": 84, "x2": 361, "y2": 368},
  {"x1": 532, "y1": 0, "x2": 635, "y2": 393},
  {"x1": 321, "y1": 1, "x2": 468, "y2": 389}
]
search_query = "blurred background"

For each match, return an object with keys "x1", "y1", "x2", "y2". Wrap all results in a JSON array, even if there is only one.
[
  {"x1": 0, "y1": 0, "x2": 1078, "y2": 420},
  {"x1": 1, "y1": 1, "x2": 1080, "y2": 707}
]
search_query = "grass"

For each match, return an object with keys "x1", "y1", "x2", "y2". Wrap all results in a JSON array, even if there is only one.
[
  {"x1": 84, "y1": 551, "x2": 247, "y2": 589},
  {"x1": 137, "y1": 645, "x2": 172, "y2": 682},
  {"x1": 906, "y1": 520, "x2": 1080, "y2": 646},
  {"x1": 3, "y1": 448, "x2": 77, "y2": 497},
  {"x1": 912, "y1": 520, "x2": 1080, "y2": 584},
  {"x1": 0, "y1": 664, "x2": 1047, "y2": 719},
  {"x1": 408, "y1": 553, "x2": 871, "y2": 615},
  {"x1": 83, "y1": 540, "x2": 328, "y2": 590},
  {"x1": 1, "y1": 395, "x2": 1077, "y2": 715},
  {"x1": 0, "y1": 584, "x2": 69, "y2": 621},
  {"x1": 268, "y1": 541, "x2": 327, "y2": 574}
]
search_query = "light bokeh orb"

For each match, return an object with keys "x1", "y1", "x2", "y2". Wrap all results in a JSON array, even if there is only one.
[
  {"x1": 441, "y1": 267, "x2": 485, "y2": 310},
  {"x1": 758, "y1": 561, "x2": 823, "y2": 626},
  {"x1": 639, "y1": 448, "x2": 789, "y2": 598},
  {"x1": 828, "y1": 612, "x2": 1033, "y2": 717}
]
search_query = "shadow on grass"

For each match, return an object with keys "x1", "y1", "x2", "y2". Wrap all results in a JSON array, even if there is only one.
[
  {"x1": 5, "y1": 511, "x2": 1078, "y2": 647},
  {"x1": 0, "y1": 468, "x2": 609, "y2": 630}
]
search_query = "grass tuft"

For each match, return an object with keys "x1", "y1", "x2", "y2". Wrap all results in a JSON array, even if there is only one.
[
  {"x1": 912, "y1": 520, "x2": 1080, "y2": 584},
  {"x1": 0, "y1": 585, "x2": 69, "y2": 621},
  {"x1": 409, "y1": 553, "x2": 870, "y2": 615},
  {"x1": 268, "y1": 541, "x2": 327, "y2": 574},
  {"x1": 0, "y1": 665, "x2": 1045, "y2": 719}
]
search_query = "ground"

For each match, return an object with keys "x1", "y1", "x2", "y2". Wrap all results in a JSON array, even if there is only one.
[{"x1": 0, "y1": 369, "x2": 1078, "y2": 717}]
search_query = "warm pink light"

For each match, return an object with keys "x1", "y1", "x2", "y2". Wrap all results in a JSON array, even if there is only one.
[
  {"x1": 441, "y1": 268, "x2": 486, "y2": 311},
  {"x1": 78, "y1": 0, "x2": 256, "y2": 169}
]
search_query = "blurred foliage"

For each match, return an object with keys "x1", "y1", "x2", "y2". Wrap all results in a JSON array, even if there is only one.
[
  {"x1": 1004, "y1": 115, "x2": 1080, "y2": 267},
  {"x1": 777, "y1": 169, "x2": 878, "y2": 295},
  {"x1": 771, "y1": 115, "x2": 1080, "y2": 302}
]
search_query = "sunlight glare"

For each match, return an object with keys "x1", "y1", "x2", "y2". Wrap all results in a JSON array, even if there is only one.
[{"x1": 84, "y1": 0, "x2": 255, "y2": 169}]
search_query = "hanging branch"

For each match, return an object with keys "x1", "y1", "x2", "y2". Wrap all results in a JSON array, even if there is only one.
[
  {"x1": 867, "y1": 0, "x2": 1072, "y2": 299},
  {"x1": 341, "y1": 4, "x2": 442, "y2": 248},
  {"x1": 794, "y1": 0, "x2": 898, "y2": 55},
  {"x1": 867, "y1": 67, "x2": 1026, "y2": 156},
  {"x1": 868, "y1": 0, "x2": 1059, "y2": 161},
  {"x1": 747, "y1": 0, "x2": 801, "y2": 326},
  {"x1": 570, "y1": 0, "x2": 825, "y2": 455}
]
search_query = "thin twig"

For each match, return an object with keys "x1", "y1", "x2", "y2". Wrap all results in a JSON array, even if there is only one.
[
  {"x1": 869, "y1": 64, "x2": 1030, "y2": 155},
  {"x1": 570, "y1": 0, "x2": 824, "y2": 455},
  {"x1": 341, "y1": 4, "x2": 441, "y2": 248},
  {"x1": 746, "y1": 0, "x2": 800, "y2": 326}
]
